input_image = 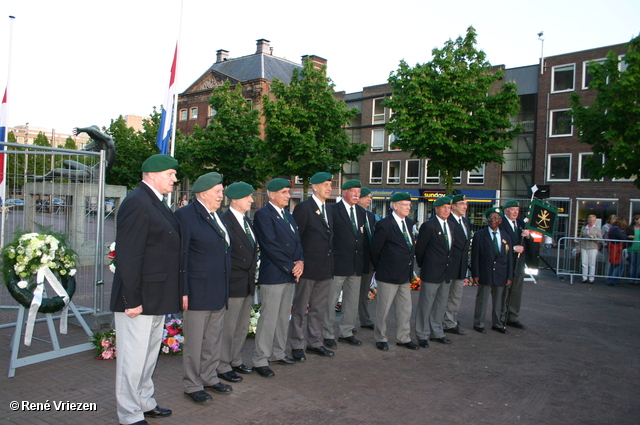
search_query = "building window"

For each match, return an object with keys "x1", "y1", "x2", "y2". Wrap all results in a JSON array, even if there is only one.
[
  {"x1": 370, "y1": 161, "x2": 383, "y2": 184},
  {"x1": 619, "y1": 54, "x2": 628, "y2": 72},
  {"x1": 180, "y1": 109, "x2": 187, "y2": 121},
  {"x1": 424, "y1": 160, "x2": 440, "y2": 184},
  {"x1": 582, "y1": 59, "x2": 606, "y2": 89},
  {"x1": 551, "y1": 64, "x2": 575, "y2": 93},
  {"x1": 405, "y1": 160, "x2": 420, "y2": 184},
  {"x1": 548, "y1": 154, "x2": 571, "y2": 181},
  {"x1": 387, "y1": 160, "x2": 401, "y2": 184},
  {"x1": 550, "y1": 109, "x2": 573, "y2": 137},
  {"x1": 453, "y1": 171, "x2": 462, "y2": 185},
  {"x1": 388, "y1": 133, "x2": 401, "y2": 151},
  {"x1": 578, "y1": 153, "x2": 604, "y2": 181},
  {"x1": 371, "y1": 129, "x2": 384, "y2": 152},
  {"x1": 294, "y1": 176, "x2": 304, "y2": 185},
  {"x1": 190, "y1": 107, "x2": 198, "y2": 119},
  {"x1": 373, "y1": 98, "x2": 389, "y2": 124},
  {"x1": 467, "y1": 164, "x2": 485, "y2": 185},
  {"x1": 209, "y1": 106, "x2": 217, "y2": 117}
]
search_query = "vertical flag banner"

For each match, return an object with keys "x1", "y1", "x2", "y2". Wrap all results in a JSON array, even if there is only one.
[
  {"x1": 156, "y1": 44, "x2": 178, "y2": 155},
  {"x1": 525, "y1": 198, "x2": 559, "y2": 238},
  {"x1": 0, "y1": 87, "x2": 7, "y2": 200}
]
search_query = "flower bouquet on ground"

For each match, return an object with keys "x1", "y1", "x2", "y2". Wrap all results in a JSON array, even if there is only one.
[
  {"x1": 410, "y1": 276, "x2": 422, "y2": 291},
  {"x1": 248, "y1": 304, "x2": 261, "y2": 338},
  {"x1": 108, "y1": 242, "x2": 116, "y2": 273},
  {"x1": 369, "y1": 275, "x2": 377, "y2": 302},
  {"x1": 89, "y1": 329, "x2": 116, "y2": 360},
  {"x1": 160, "y1": 316, "x2": 184, "y2": 355}
]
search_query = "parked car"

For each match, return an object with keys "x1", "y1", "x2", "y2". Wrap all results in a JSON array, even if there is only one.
[{"x1": 5, "y1": 199, "x2": 24, "y2": 209}]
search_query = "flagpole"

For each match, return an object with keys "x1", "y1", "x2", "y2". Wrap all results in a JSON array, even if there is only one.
[
  {"x1": 167, "y1": 0, "x2": 183, "y2": 208},
  {"x1": 1, "y1": 16, "x2": 16, "y2": 248}
]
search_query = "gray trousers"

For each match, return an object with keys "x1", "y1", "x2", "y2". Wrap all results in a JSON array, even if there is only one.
[
  {"x1": 374, "y1": 280, "x2": 412, "y2": 344},
  {"x1": 114, "y1": 312, "x2": 164, "y2": 425},
  {"x1": 218, "y1": 295, "x2": 253, "y2": 373},
  {"x1": 323, "y1": 274, "x2": 361, "y2": 339},
  {"x1": 358, "y1": 271, "x2": 374, "y2": 327},
  {"x1": 182, "y1": 308, "x2": 225, "y2": 393},
  {"x1": 252, "y1": 282, "x2": 295, "y2": 367},
  {"x1": 505, "y1": 275, "x2": 524, "y2": 322},
  {"x1": 415, "y1": 281, "x2": 451, "y2": 340},
  {"x1": 473, "y1": 285, "x2": 505, "y2": 329},
  {"x1": 289, "y1": 277, "x2": 331, "y2": 349},
  {"x1": 443, "y1": 278, "x2": 465, "y2": 329}
]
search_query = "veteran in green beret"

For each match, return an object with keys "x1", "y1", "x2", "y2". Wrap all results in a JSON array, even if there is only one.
[
  {"x1": 110, "y1": 154, "x2": 181, "y2": 423},
  {"x1": 289, "y1": 172, "x2": 336, "y2": 361},
  {"x1": 371, "y1": 192, "x2": 420, "y2": 351},
  {"x1": 322, "y1": 179, "x2": 366, "y2": 348},
  {"x1": 217, "y1": 182, "x2": 258, "y2": 382},
  {"x1": 356, "y1": 187, "x2": 378, "y2": 330},
  {"x1": 175, "y1": 172, "x2": 234, "y2": 404},
  {"x1": 251, "y1": 178, "x2": 304, "y2": 378}
]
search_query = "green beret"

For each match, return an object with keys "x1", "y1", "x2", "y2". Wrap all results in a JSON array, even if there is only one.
[
  {"x1": 226, "y1": 182, "x2": 254, "y2": 199},
  {"x1": 502, "y1": 200, "x2": 519, "y2": 209},
  {"x1": 341, "y1": 179, "x2": 362, "y2": 190},
  {"x1": 141, "y1": 154, "x2": 179, "y2": 172},
  {"x1": 433, "y1": 196, "x2": 452, "y2": 207},
  {"x1": 451, "y1": 194, "x2": 466, "y2": 204},
  {"x1": 266, "y1": 178, "x2": 291, "y2": 192},
  {"x1": 485, "y1": 207, "x2": 503, "y2": 219},
  {"x1": 192, "y1": 172, "x2": 223, "y2": 193},
  {"x1": 360, "y1": 187, "x2": 372, "y2": 197},
  {"x1": 389, "y1": 192, "x2": 411, "y2": 202},
  {"x1": 310, "y1": 172, "x2": 332, "y2": 184}
]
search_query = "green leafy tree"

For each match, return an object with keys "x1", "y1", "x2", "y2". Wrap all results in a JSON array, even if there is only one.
[
  {"x1": 5, "y1": 131, "x2": 26, "y2": 192},
  {"x1": 187, "y1": 81, "x2": 265, "y2": 187},
  {"x1": 384, "y1": 26, "x2": 522, "y2": 192},
  {"x1": 570, "y1": 35, "x2": 640, "y2": 188},
  {"x1": 105, "y1": 115, "x2": 158, "y2": 189},
  {"x1": 29, "y1": 132, "x2": 52, "y2": 177},
  {"x1": 254, "y1": 57, "x2": 364, "y2": 194},
  {"x1": 62, "y1": 137, "x2": 77, "y2": 150}
]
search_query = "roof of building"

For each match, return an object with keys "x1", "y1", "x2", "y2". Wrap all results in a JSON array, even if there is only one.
[{"x1": 209, "y1": 53, "x2": 302, "y2": 84}]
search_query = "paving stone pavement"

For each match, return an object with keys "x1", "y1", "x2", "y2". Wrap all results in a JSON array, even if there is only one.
[{"x1": 1, "y1": 270, "x2": 639, "y2": 425}]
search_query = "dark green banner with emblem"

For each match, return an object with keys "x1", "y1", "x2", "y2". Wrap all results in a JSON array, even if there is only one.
[{"x1": 525, "y1": 198, "x2": 558, "y2": 237}]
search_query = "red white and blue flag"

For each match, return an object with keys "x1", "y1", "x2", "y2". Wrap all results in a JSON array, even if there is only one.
[
  {"x1": 0, "y1": 87, "x2": 7, "y2": 197},
  {"x1": 156, "y1": 44, "x2": 178, "y2": 155}
]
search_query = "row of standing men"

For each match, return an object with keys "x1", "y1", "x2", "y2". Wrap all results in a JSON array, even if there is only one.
[{"x1": 108, "y1": 154, "x2": 536, "y2": 425}]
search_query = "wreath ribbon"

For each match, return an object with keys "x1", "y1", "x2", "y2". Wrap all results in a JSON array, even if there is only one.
[{"x1": 24, "y1": 266, "x2": 71, "y2": 346}]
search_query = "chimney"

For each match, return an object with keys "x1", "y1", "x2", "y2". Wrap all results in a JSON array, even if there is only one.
[
  {"x1": 301, "y1": 55, "x2": 327, "y2": 69},
  {"x1": 256, "y1": 39, "x2": 271, "y2": 54},
  {"x1": 216, "y1": 49, "x2": 229, "y2": 63}
]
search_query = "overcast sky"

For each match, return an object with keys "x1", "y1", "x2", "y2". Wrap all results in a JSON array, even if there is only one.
[{"x1": 0, "y1": 0, "x2": 638, "y2": 135}]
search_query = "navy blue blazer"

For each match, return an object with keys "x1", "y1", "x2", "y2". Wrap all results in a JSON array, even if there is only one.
[
  {"x1": 253, "y1": 203, "x2": 304, "y2": 285},
  {"x1": 415, "y1": 216, "x2": 455, "y2": 283},
  {"x1": 293, "y1": 198, "x2": 333, "y2": 281},
  {"x1": 471, "y1": 227, "x2": 513, "y2": 287},
  {"x1": 500, "y1": 217, "x2": 535, "y2": 277},
  {"x1": 110, "y1": 182, "x2": 182, "y2": 315},
  {"x1": 222, "y1": 209, "x2": 258, "y2": 298},
  {"x1": 360, "y1": 207, "x2": 377, "y2": 274},
  {"x1": 448, "y1": 214, "x2": 471, "y2": 279},
  {"x1": 371, "y1": 214, "x2": 415, "y2": 284},
  {"x1": 175, "y1": 201, "x2": 231, "y2": 311},
  {"x1": 331, "y1": 200, "x2": 365, "y2": 277}
]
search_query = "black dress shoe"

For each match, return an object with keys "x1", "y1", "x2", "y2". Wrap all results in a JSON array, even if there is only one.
[
  {"x1": 581, "y1": 279, "x2": 588, "y2": 283},
  {"x1": 143, "y1": 405, "x2": 172, "y2": 418},
  {"x1": 429, "y1": 337, "x2": 452, "y2": 344},
  {"x1": 254, "y1": 366, "x2": 275, "y2": 378},
  {"x1": 184, "y1": 390, "x2": 213, "y2": 404},
  {"x1": 338, "y1": 335, "x2": 362, "y2": 346},
  {"x1": 122, "y1": 421, "x2": 149, "y2": 425},
  {"x1": 324, "y1": 338, "x2": 338, "y2": 349},
  {"x1": 443, "y1": 326, "x2": 466, "y2": 335},
  {"x1": 396, "y1": 341, "x2": 420, "y2": 350},
  {"x1": 361, "y1": 324, "x2": 374, "y2": 330},
  {"x1": 418, "y1": 339, "x2": 429, "y2": 348},
  {"x1": 232, "y1": 364, "x2": 253, "y2": 374},
  {"x1": 204, "y1": 382, "x2": 233, "y2": 395},
  {"x1": 218, "y1": 371, "x2": 243, "y2": 382},
  {"x1": 473, "y1": 326, "x2": 487, "y2": 334},
  {"x1": 491, "y1": 326, "x2": 508, "y2": 334},
  {"x1": 291, "y1": 348, "x2": 306, "y2": 362},
  {"x1": 270, "y1": 356, "x2": 296, "y2": 365},
  {"x1": 506, "y1": 321, "x2": 527, "y2": 329},
  {"x1": 306, "y1": 346, "x2": 334, "y2": 357},
  {"x1": 376, "y1": 342, "x2": 389, "y2": 351}
]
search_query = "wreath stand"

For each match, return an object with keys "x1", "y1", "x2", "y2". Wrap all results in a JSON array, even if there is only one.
[{"x1": 8, "y1": 292, "x2": 94, "y2": 378}]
